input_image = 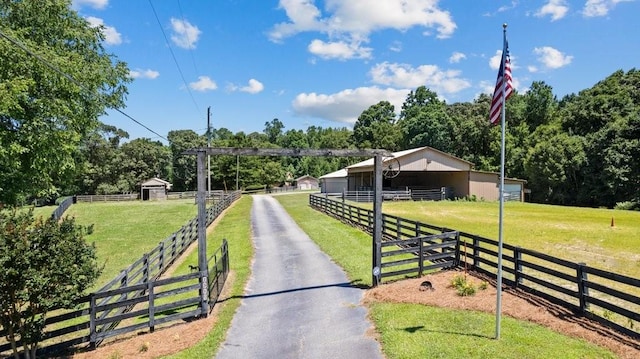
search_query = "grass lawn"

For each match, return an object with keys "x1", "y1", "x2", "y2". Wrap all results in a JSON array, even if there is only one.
[
  {"x1": 275, "y1": 193, "x2": 621, "y2": 359},
  {"x1": 375, "y1": 200, "x2": 640, "y2": 279},
  {"x1": 64, "y1": 200, "x2": 198, "y2": 290},
  {"x1": 166, "y1": 195, "x2": 253, "y2": 359}
]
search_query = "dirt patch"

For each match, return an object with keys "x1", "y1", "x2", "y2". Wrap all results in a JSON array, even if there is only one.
[{"x1": 365, "y1": 269, "x2": 640, "y2": 359}]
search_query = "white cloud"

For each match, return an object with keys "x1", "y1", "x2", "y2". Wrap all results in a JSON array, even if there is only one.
[
  {"x1": 535, "y1": 0, "x2": 569, "y2": 21},
  {"x1": 170, "y1": 18, "x2": 201, "y2": 49},
  {"x1": 129, "y1": 69, "x2": 160, "y2": 80},
  {"x1": 449, "y1": 51, "x2": 466, "y2": 63},
  {"x1": 370, "y1": 62, "x2": 471, "y2": 95},
  {"x1": 86, "y1": 16, "x2": 122, "y2": 45},
  {"x1": 528, "y1": 65, "x2": 539, "y2": 73},
  {"x1": 229, "y1": 79, "x2": 265, "y2": 94},
  {"x1": 269, "y1": 0, "x2": 457, "y2": 59},
  {"x1": 73, "y1": 0, "x2": 108, "y2": 10},
  {"x1": 292, "y1": 86, "x2": 409, "y2": 125},
  {"x1": 389, "y1": 41, "x2": 402, "y2": 52},
  {"x1": 308, "y1": 39, "x2": 372, "y2": 60},
  {"x1": 189, "y1": 76, "x2": 217, "y2": 92},
  {"x1": 489, "y1": 50, "x2": 503, "y2": 70},
  {"x1": 533, "y1": 46, "x2": 573, "y2": 69},
  {"x1": 583, "y1": 0, "x2": 633, "y2": 17}
]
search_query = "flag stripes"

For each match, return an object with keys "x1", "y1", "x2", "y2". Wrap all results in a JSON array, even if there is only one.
[{"x1": 489, "y1": 45, "x2": 513, "y2": 125}]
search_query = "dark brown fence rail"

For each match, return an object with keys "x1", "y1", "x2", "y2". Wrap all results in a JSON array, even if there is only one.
[
  {"x1": 309, "y1": 194, "x2": 640, "y2": 338},
  {"x1": 0, "y1": 193, "x2": 239, "y2": 358}
]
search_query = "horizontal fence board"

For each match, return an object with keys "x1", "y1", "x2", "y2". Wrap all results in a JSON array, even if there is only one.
[
  {"x1": 519, "y1": 273, "x2": 578, "y2": 298},
  {"x1": 154, "y1": 297, "x2": 201, "y2": 314},
  {"x1": 585, "y1": 267, "x2": 640, "y2": 287},
  {"x1": 520, "y1": 260, "x2": 577, "y2": 283},
  {"x1": 155, "y1": 284, "x2": 201, "y2": 299},
  {"x1": 381, "y1": 267, "x2": 420, "y2": 278},
  {"x1": 96, "y1": 322, "x2": 149, "y2": 342},
  {"x1": 97, "y1": 295, "x2": 148, "y2": 313},
  {"x1": 586, "y1": 296, "x2": 640, "y2": 321},
  {"x1": 381, "y1": 257, "x2": 420, "y2": 268},
  {"x1": 45, "y1": 306, "x2": 90, "y2": 325},
  {"x1": 95, "y1": 306, "x2": 150, "y2": 326},
  {"x1": 586, "y1": 282, "x2": 640, "y2": 305},
  {"x1": 520, "y1": 248, "x2": 579, "y2": 269},
  {"x1": 154, "y1": 308, "x2": 202, "y2": 326}
]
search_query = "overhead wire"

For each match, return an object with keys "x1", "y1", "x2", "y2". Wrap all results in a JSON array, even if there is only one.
[
  {"x1": 148, "y1": 0, "x2": 202, "y2": 116},
  {"x1": 176, "y1": 0, "x2": 200, "y2": 76},
  {"x1": 0, "y1": 27, "x2": 168, "y2": 142}
]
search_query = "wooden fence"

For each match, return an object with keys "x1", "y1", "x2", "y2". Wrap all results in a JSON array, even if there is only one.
[
  {"x1": 309, "y1": 194, "x2": 640, "y2": 338},
  {"x1": 381, "y1": 231, "x2": 459, "y2": 280},
  {"x1": 0, "y1": 192, "x2": 240, "y2": 357},
  {"x1": 51, "y1": 196, "x2": 74, "y2": 220},
  {"x1": 76, "y1": 193, "x2": 139, "y2": 202}
]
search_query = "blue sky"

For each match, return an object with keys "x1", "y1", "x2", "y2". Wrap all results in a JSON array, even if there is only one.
[{"x1": 71, "y1": 0, "x2": 639, "y2": 142}]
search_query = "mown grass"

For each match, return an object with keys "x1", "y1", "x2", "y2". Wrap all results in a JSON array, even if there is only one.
[
  {"x1": 165, "y1": 195, "x2": 253, "y2": 359},
  {"x1": 275, "y1": 193, "x2": 621, "y2": 359},
  {"x1": 375, "y1": 200, "x2": 640, "y2": 278},
  {"x1": 371, "y1": 302, "x2": 616, "y2": 359},
  {"x1": 63, "y1": 200, "x2": 197, "y2": 290}
]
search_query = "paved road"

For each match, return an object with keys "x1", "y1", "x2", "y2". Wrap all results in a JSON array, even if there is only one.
[{"x1": 215, "y1": 195, "x2": 383, "y2": 359}]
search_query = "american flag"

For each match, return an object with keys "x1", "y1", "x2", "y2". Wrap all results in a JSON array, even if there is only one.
[{"x1": 489, "y1": 44, "x2": 513, "y2": 125}]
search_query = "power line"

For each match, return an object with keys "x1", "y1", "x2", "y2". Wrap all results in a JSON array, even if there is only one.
[
  {"x1": 148, "y1": 0, "x2": 201, "y2": 115},
  {"x1": 176, "y1": 0, "x2": 200, "y2": 76},
  {"x1": 0, "y1": 27, "x2": 168, "y2": 142}
]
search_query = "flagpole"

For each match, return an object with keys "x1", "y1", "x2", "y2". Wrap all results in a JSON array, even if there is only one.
[{"x1": 495, "y1": 22, "x2": 508, "y2": 340}]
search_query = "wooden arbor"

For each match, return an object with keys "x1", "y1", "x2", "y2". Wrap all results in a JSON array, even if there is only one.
[{"x1": 182, "y1": 147, "x2": 392, "y2": 315}]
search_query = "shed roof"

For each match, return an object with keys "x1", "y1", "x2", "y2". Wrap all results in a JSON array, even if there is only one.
[
  {"x1": 141, "y1": 177, "x2": 172, "y2": 188},
  {"x1": 346, "y1": 146, "x2": 474, "y2": 172},
  {"x1": 319, "y1": 169, "x2": 348, "y2": 179},
  {"x1": 295, "y1": 174, "x2": 318, "y2": 182}
]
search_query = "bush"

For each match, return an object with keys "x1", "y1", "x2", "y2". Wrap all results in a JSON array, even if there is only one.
[
  {"x1": 450, "y1": 274, "x2": 477, "y2": 296},
  {"x1": 614, "y1": 201, "x2": 639, "y2": 211}
]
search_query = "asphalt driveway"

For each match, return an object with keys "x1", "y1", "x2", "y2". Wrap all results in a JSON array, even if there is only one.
[{"x1": 215, "y1": 195, "x2": 383, "y2": 359}]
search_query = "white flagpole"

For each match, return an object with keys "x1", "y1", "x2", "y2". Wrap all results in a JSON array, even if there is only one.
[{"x1": 495, "y1": 23, "x2": 508, "y2": 340}]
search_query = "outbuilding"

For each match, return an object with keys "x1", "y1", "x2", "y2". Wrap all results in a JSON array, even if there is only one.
[
  {"x1": 319, "y1": 169, "x2": 348, "y2": 194},
  {"x1": 295, "y1": 175, "x2": 319, "y2": 190},
  {"x1": 343, "y1": 146, "x2": 526, "y2": 201},
  {"x1": 140, "y1": 178, "x2": 172, "y2": 200}
]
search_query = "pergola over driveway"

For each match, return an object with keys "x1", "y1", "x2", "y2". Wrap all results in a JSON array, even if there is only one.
[{"x1": 182, "y1": 147, "x2": 393, "y2": 312}]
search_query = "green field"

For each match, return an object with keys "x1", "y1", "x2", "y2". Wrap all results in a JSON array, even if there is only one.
[
  {"x1": 274, "y1": 193, "x2": 626, "y2": 359},
  {"x1": 63, "y1": 200, "x2": 198, "y2": 290},
  {"x1": 371, "y1": 200, "x2": 640, "y2": 279}
]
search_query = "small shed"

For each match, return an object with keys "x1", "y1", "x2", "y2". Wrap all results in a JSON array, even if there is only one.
[
  {"x1": 319, "y1": 169, "x2": 347, "y2": 194},
  {"x1": 295, "y1": 175, "x2": 319, "y2": 190},
  {"x1": 141, "y1": 178, "x2": 172, "y2": 200}
]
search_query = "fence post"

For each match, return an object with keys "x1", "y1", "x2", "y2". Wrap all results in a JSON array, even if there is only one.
[
  {"x1": 418, "y1": 236, "x2": 424, "y2": 276},
  {"x1": 454, "y1": 232, "x2": 461, "y2": 267},
  {"x1": 473, "y1": 236, "x2": 480, "y2": 269},
  {"x1": 396, "y1": 218, "x2": 402, "y2": 240},
  {"x1": 514, "y1": 247, "x2": 522, "y2": 287},
  {"x1": 148, "y1": 281, "x2": 155, "y2": 333},
  {"x1": 577, "y1": 263, "x2": 589, "y2": 313},
  {"x1": 89, "y1": 294, "x2": 97, "y2": 349},
  {"x1": 158, "y1": 241, "x2": 165, "y2": 272},
  {"x1": 143, "y1": 253, "x2": 149, "y2": 283}
]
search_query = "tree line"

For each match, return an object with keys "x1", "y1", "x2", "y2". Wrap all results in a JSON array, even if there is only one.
[{"x1": 55, "y1": 69, "x2": 639, "y2": 209}]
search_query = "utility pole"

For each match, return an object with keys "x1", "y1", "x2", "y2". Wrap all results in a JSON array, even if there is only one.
[{"x1": 207, "y1": 106, "x2": 212, "y2": 196}]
